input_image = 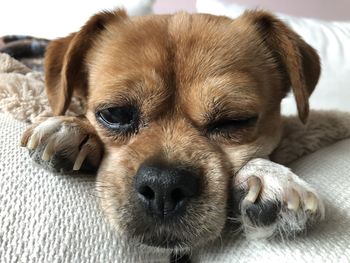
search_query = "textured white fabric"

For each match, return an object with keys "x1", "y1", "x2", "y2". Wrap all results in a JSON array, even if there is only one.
[
  {"x1": 196, "y1": 0, "x2": 350, "y2": 115},
  {"x1": 1, "y1": 114, "x2": 350, "y2": 262}
]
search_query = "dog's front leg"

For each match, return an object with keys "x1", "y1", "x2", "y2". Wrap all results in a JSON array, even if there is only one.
[
  {"x1": 271, "y1": 111, "x2": 350, "y2": 165},
  {"x1": 232, "y1": 158, "x2": 325, "y2": 239},
  {"x1": 20, "y1": 116, "x2": 103, "y2": 173}
]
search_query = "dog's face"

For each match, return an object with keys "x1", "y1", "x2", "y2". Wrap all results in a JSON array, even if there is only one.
[{"x1": 44, "y1": 10, "x2": 320, "y2": 249}]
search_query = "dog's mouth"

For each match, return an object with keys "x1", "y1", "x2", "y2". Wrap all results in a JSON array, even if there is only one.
[
  {"x1": 138, "y1": 235, "x2": 187, "y2": 249},
  {"x1": 126, "y1": 219, "x2": 193, "y2": 250},
  {"x1": 109, "y1": 203, "x2": 225, "y2": 250}
]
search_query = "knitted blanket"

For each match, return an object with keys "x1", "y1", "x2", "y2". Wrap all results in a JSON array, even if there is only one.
[{"x1": 0, "y1": 52, "x2": 83, "y2": 123}]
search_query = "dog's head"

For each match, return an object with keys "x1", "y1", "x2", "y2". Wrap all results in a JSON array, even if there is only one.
[{"x1": 44, "y1": 10, "x2": 320, "y2": 249}]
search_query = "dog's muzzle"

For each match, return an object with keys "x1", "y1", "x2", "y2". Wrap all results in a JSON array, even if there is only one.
[{"x1": 135, "y1": 163, "x2": 201, "y2": 220}]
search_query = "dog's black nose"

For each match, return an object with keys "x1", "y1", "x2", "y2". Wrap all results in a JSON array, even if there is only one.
[{"x1": 135, "y1": 164, "x2": 200, "y2": 219}]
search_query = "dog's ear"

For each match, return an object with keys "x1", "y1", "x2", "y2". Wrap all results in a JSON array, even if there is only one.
[
  {"x1": 240, "y1": 10, "x2": 320, "y2": 123},
  {"x1": 45, "y1": 9, "x2": 128, "y2": 116}
]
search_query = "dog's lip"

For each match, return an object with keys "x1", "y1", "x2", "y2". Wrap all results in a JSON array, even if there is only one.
[
  {"x1": 141, "y1": 239, "x2": 184, "y2": 249},
  {"x1": 137, "y1": 235, "x2": 187, "y2": 249}
]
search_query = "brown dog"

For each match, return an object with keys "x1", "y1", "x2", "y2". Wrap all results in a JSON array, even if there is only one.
[{"x1": 21, "y1": 9, "x2": 324, "y2": 251}]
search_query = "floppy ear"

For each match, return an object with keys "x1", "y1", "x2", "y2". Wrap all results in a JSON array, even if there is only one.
[
  {"x1": 241, "y1": 10, "x2": 321, "y2": 123},
  {"x1": 44, "y1": 9, "x2": 128, "y2": 116}
]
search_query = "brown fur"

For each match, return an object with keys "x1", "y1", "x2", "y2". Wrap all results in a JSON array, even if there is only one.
[{"x1": 24, "y1": 9, "x2": 320, "y2": 249}]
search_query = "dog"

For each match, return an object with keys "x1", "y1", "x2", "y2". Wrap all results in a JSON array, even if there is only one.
[{"x1": 21, "y1": 9, "x2": 333, "y2": 255}]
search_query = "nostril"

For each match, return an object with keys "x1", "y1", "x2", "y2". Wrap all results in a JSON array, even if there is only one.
[
  {"x1": 139, "y1": 185, "x2": 155, "y2": 201},
  {"x1": 171, "y1": 188, "x2": 185, "y2": 204}
]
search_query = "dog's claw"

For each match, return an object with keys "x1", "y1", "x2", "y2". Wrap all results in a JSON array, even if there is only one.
[
  {"x1": 305, "y1": 192, "x2": 318, "y2": 212},
  {"x1": 27, "y1": 134, "x2": 39, "y2": 149},
  {"x1": 244, "y1": 176, "x2": 262, "y2": 203},
  {"x1": 41, "y1": 138, "x2": 56, "y2": 161},
  {"x1": 287, "y1": 188, "x2": 300, "y2": 212},
  {"x1": 73, "y1": 143, "x2": 89, "y2": 171}
]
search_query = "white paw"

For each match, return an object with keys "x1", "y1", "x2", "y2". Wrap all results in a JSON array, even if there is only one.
[
  {"x1": 21, "y1": 117, "x2": 103, "y2": 173},
  {"x1": 233, "y1": 158, "x2": 325, "y2": 239}
]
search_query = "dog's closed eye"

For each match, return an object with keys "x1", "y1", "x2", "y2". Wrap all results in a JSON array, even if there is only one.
[
  {"x1": 206, "y1": 115, "x2": 258, "y2": 141},
  {"x1": 208, "y1": 116, "x2": 258, "y2": 133}
]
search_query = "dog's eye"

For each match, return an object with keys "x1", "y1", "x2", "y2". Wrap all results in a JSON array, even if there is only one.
[
  {"x1": 207, "y1": 116, "x2": 258, "y2": 134},
  {"x1": 96, "y1": 106, "x2": 138, "y2": 133}
]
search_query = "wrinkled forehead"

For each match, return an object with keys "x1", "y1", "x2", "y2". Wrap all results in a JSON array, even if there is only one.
[{"x1": 87, "y1": 13, "x2": 271, "y2": 114}]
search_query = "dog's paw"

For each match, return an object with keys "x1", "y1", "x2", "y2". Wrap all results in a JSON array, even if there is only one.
[
  {"x1": 232, "y1": 158, "x2": 325, "y2": 239},
  {"x1": 20, "y1": 116, "x2": 103, "y2": 173}
]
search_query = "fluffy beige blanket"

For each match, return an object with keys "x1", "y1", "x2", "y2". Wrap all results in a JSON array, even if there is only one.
[{"x1": 0, "y1": 53, "x2": 83, "y2": 123}]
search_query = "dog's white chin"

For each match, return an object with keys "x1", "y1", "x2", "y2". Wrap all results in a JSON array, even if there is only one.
[{"x1": 118, "y1": 225, "x2": 220, "y2": 253}]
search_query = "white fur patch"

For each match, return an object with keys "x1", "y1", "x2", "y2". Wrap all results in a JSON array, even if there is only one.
[{"x1": 234, "y1": 158, "x2": 325, "y2": 239}]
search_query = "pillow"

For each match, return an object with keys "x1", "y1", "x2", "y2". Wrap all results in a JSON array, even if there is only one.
[
  {"x1": 196, "y1": 0, "x2": 350, "y2": 115},
  {"x1": 0, "y1": 0, "x2": 155, "y2": 39}
]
